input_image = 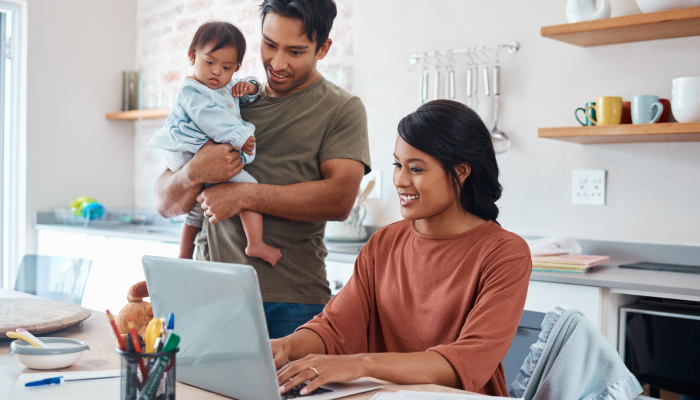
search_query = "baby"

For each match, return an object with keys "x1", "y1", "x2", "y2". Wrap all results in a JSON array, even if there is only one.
[{"x1": 150, "y1": 21, "x2": 281, "y2": 266}]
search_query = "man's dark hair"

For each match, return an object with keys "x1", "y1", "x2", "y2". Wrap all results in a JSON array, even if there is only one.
[
  {"x1": 188, "y1": 21, "x2": 247, "y2": 64},
  {"x1": 259, "y1": 0, "x2": 337, "y2": 52}
]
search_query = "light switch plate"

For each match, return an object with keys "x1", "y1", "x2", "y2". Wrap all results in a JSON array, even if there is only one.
[
  {"x1": 361, "y1": 170, "x2": 381, "y2": 200},
  {"x1": 572, "y1": 170, "x2": 606, "y2": 206}
]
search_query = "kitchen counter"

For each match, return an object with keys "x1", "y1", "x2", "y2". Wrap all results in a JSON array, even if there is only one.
[
  {"x1": 36, "y1": 213, "x2": 700, "y2": 299},
  {"x1": 531, "y1": 262, "x2": 700, "y2": 298}
]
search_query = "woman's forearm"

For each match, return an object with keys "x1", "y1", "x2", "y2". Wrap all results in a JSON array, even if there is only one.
[
  {"x1": 364, "y1": 351, "x2": 460, "y2": 388},
  {"x1": 287, "y1": 329, "x2": 327, "y2": 360}
]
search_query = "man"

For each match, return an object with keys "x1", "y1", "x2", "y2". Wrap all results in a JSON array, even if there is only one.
[{"x1": 154, "y1": 0, "x2": 370, "y2": 339}]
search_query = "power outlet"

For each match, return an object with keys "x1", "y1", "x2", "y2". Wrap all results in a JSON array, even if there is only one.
[{"x1": 572, "y1": 170, "x2": 606, "y2": 206}]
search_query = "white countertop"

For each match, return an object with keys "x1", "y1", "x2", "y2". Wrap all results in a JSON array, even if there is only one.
[{"x1": 36, "y1": 217, "x2": 700, "y2": 298}]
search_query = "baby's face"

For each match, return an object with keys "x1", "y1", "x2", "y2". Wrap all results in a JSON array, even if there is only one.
[{"x1": 189, "y1": 44, "x2": 240, "y2": 90}]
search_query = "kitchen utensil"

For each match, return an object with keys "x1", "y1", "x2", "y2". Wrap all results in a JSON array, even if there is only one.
[
  {"x1": 444, "y1": 52, "x2": 456, "y2": 100},
  {"x1": 420, "y1": 69, "x2": 429, "y2": 105},
  {"x1": 7, "y1": 332, "x2": 42, "y2": 348},
  {"x1": 585, "y1": 97, "x2": 623, "y2": 125},
  {"x1": 566, "y1": 0, "x2": 611, "y2": 23},
  {"x1": 491, "y1": 66, "x2": 511, "y2": 154},
  {"x1": 575, "y1": 102, "x2": 597, "y2": 126},
  {"x1": 635, "y1": 0, "x2": 700, "y2": 13},
  {"x1": 672, "y1": 98, "x2": 700, "y2": 122},
  {"x1": 445, "y1": 62, "x2": 455, "y2": 100},
  {"x1": 657, "y1": 98, "x2": 671, "y2": 122},
  {"x1": 631, "y1": 95, "x2": 664, "y2": 124},
  {"x1": 16, "y1": 328, "x2": 49, "y2": 348},
  {"x1": 434, "y1": 68, "x2": 441, "y2": 100},
  {"x1": 433, "y1": 54, "x2": 442, "y2": 100},
  {"x1": 483, "y1": 66, "x2": 490, "y2": 98},
  {"x1": 10, "y1": 337, "x2": 90, "y2": 370},
  {"x1": 471, "y1": 66, "x2": 479, "y2": 112},
  {"x1": 466, "y1": 68, "x2": 473, "y2": 108}
]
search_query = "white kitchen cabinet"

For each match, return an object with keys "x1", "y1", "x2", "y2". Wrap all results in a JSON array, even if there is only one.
[
  {"x1": 37, "y1": 229, "x2": 179, "y2": 314},
  {"x1": 524, "y1": 280, "x2": 601, "y2": 329}
]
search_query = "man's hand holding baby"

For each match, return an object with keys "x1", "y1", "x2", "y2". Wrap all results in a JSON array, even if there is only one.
[{"x1": 232, "y1": 81, "x2": 258, "y2": 97}]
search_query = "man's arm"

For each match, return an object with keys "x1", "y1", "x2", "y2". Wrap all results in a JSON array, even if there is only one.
[
  {"x1": 154, "y1": 141, "x2": 244, "y2": 217},
  {"x1": 196, "y1": 158, "x2": 365, "y2": 224}
]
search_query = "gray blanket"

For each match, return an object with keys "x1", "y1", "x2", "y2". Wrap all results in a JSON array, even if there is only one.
[{"x1": 509, "y1": 306, "x2": 642, "y2": 400}]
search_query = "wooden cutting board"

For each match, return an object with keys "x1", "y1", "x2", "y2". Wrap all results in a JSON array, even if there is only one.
[{"x1": 0, "y1": 298, "x2": 91, "y2": 335}]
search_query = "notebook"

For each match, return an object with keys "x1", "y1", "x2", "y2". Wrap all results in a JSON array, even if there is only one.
[{"x1": 13, "y1": 370, "x2": 120, "y2": 400}]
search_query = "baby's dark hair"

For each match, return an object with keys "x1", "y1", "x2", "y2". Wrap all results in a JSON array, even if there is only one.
[{"x1": 188, "y1": 21, "x2": 247, "y2": 64}]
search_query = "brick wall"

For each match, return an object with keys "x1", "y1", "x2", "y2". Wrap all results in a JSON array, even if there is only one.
[
  {"x1": 136, "y1": 0, "x2": 354, "y2": 105},
  {"x1": 134, "y1": 0, "x2": 354, "y2": 208}
]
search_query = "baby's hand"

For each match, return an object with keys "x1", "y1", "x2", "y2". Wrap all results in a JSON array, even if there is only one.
[
  {"x1": 232, "y1": 81, "x2": 258, "y2": 98},
  {"x1": 241, "y1": 136, "x2": 256, "y2": 156}
]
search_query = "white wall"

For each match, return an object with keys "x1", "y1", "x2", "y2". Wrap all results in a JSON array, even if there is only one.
[
  {"x1": 25, "y1": 0, "x2": 137, "y2": 252},
  {"x1": 354, "y1": 0, "x2": 700, "y2": 245}
]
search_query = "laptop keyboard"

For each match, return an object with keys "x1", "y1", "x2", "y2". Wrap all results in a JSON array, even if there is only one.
[{"x1": 281, "y1": 384, "x2": 334, "y2": 399}]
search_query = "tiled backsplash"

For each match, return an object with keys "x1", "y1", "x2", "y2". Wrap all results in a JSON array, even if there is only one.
[{"x1": 134, "y1": 0, "x2": 355, "y2": 208}]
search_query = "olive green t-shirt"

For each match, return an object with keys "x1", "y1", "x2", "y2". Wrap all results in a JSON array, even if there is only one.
[{"x1": 194, "y1": 77, "x2": 371, "y2": 305}]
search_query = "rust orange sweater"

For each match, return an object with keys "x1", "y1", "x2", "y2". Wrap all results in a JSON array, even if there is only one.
[{"x1": 302, "y1": 219, "x2": 531, "y2": 396}]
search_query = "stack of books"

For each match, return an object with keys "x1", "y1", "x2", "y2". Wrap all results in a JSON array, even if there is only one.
[{"x1": 531, "y1": 255, "x2": 610, "y2": 274}]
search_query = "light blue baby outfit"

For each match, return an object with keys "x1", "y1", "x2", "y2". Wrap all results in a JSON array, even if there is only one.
[{"x1": 149, "y1": 76, "x2": 260, "y2": 227}]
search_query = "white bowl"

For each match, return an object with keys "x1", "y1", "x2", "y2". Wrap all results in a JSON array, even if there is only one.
[
  {"x1": 672, "y1": 98, "x2": 700, "y2": 122},
  {"x1": 672, "y1": 94, "x2": 700, "y2": 102},
  {"x1": 636, "y1": 0, "x2": 700, "y2": 13},
  {"x1": 10, "y1": 337, "x2": 89, "y2": 370},
  {"x1": 673, "y1": 87, "x2": 700, "y2": 97},
  {"x1": 673, "y1": 77, "x2": 700, "y2": 89}
]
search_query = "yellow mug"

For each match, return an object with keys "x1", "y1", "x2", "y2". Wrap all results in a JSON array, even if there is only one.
[{"x1": 585, "y1": 97, "x2": 623, "y2": 126}]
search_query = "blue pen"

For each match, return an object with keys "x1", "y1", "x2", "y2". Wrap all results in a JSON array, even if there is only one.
[
  {"x1": 25, "y1": 375, "x2": 119, "y2": 387},
  {"x1": 167, "y1": 313, "x2": 174, "y2": 331}
]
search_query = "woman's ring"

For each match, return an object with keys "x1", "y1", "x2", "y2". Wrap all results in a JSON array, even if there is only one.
[{"x1": 309, "y1": 367, "x2": 319, "y2": 378}]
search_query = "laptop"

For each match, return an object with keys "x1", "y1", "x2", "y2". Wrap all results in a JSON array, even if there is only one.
[{"x1": 142, "y1": 256, "x2": 383, "y2": 400}]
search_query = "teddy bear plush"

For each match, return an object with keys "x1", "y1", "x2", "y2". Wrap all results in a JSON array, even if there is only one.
[{"x1": 116, "y1": 281, "x2": 153, "y2": 343}]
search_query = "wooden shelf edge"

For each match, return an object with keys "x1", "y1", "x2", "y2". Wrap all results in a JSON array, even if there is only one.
[
  {"x1": 106, "y1": 108, "x2": 171, "y2": 121},
  {"x1": 538, "y1": 123, "x2": 700, "y2": 144},
  {"x1": 541, "y1": 6, "x2": 700, "y2": 46}
]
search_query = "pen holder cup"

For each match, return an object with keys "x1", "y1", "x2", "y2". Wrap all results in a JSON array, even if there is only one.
[{"x1": 117, "y1": 347, "x2": 178, "y2": 400}]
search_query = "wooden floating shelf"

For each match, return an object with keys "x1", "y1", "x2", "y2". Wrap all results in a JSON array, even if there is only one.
[
  {"x1": 538, "y1": 122, "x2": 700, "y2": 144},
  {"x1": 541, "y1": 6, "x2": 700, "y2": 47},
  {"x1": 106, "y1": 108, "x2": 171, "y2": 121}
]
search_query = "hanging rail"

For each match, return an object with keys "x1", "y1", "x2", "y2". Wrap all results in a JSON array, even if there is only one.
[{"x1": 407, "y1": 41, "x2": 520, "y2": 66}]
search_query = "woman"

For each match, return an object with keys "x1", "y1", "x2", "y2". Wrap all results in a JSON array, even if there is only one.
[{"x1": 273, "y1": 100, "x2": 531, "y2": 396}]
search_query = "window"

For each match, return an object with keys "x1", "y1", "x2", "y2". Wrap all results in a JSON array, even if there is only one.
[{"x1": 0, "y1": 0, "x2": 26, "y2": 289}]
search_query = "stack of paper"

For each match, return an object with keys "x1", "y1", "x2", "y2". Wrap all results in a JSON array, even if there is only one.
[{"x1": 531, "y1": 255, "x2": 610, "y2": 274}]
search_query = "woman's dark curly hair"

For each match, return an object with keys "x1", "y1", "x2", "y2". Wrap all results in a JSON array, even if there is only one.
[{"x1": 397, "y1": 100, "x2": 502, "y2": 223}]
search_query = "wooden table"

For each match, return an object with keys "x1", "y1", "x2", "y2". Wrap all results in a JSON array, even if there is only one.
[{"x1": 1, "y1": 289, "x2": 478, "y2": 399}]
